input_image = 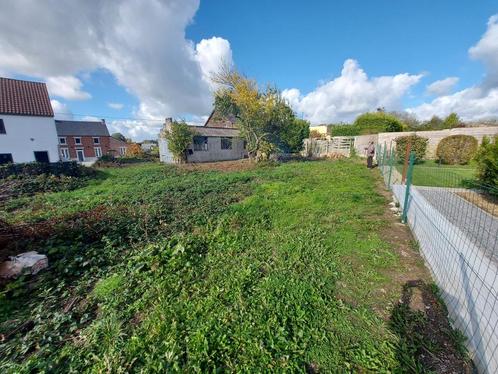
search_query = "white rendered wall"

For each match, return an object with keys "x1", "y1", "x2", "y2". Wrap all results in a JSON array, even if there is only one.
[
  {"x1": 0, "y1": 114, "x2": 59, "y2": 163},
  {"x1": 158, "y1": 138, "x2": 174, "y2": 163}
]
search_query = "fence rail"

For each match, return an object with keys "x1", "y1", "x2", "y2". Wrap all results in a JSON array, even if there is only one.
[{"x1": 377, "y1": 143, "x2": 498, "y2": 374}]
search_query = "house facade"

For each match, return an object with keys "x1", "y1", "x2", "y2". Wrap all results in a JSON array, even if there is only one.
[
  {"x1": 109, "y1": 136, "x2": 129, "y2": 157},
  {"x1": 0, "y1": 77, "x2": 59, "y2": 164},
  {"x1": 56, "y1": 120, "x2": 111, "y2": 163},
  {"x1": 158, "y1": 113, "x2": 247, "y2": 163}
]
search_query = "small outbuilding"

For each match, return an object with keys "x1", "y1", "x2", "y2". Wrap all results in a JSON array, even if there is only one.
[{"x1": 158, "y1": 112, "x2": 247, "y2": 163}]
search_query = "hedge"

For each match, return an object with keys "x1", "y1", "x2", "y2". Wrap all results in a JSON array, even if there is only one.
[
  {"x1": 395, "y1": 134, "x2": 428, "y2": 164},
  {"x1": 436, "y1": 135, "x2": 478, "y2": 165},
  {"x1": 0, "y1": 161, "x2": 95, "y2": 179},
  {"x1": 353, "y1": 112, "x2": 404, "y2": 133}
]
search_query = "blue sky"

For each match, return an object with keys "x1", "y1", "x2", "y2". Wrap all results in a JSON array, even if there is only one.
[{"x1": 1, "y1": 0, "x2": 498, "y2": 140}]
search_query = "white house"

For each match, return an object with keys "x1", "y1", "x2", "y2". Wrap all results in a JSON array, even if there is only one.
[
  {"x1": 159, "y1": 113, "x2": 247, "y2": 163},
  {"x1": 0, "y1": 77, "x2": 59, "y2": 164}
]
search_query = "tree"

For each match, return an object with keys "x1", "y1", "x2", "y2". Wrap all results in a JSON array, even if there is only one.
[
  {"x1": 353, "y1": 112, "x2": 404, "y2": 133},
  {"x1": 280, "y1": 118, "x2": 310, "y2": 152},
  {"x1": 419, "y1": 116, "x2": 444, "y2": 131},
  {"x1": 161, "y1": 120, "x2": 193, "y2": 163},
  {"x1": 443, "y1": 113, "x2": 461, "y2": 129},
  {"x1": 126, "y1": 143, "x2": 143, "y2": 157},
  {"x1": 111, "y1": 132, "x2": 126, "y2": 142},
  {"x1": 212, "y1": 65, "x2": 296, "y2": 161}
]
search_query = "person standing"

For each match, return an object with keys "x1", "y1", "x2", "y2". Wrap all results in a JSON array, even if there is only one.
[{"x1": 366, "y1": 141, "x2": 375, "y2": 168}]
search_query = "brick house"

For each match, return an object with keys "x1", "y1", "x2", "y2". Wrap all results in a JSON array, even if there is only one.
[
  {"x1": 109, "y1": 136, "x2": 129, "y2": 157},
  {"x1": 55, "y1": 120, "x2": 111, "y2": 163}
]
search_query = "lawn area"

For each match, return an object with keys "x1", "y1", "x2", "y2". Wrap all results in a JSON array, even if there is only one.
[
  {"x1": 396, "y1": 160, "x2": 477, "y2": 188},
  {"x1": 0, "y1": 160, "x2": 469, "y2": 372}
]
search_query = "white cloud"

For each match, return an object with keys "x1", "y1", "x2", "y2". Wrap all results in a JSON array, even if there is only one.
[
  {"x1": 426, "y1": 77, "x2": 459, "y2": 96},
  {"x1": 46, "y1": 76, "x2": 91, "y2": 100},
  {"x1": 107, "y1": 119, "x2": 162, "y2": 141},
  {"x1": 283, "y1": 59, "x2": 422, "y2": 124},
  {"x1": 0, "y1": 0, "x2": 232, "y2": 137},
  {"x1": 51, "y1": 99, "x2": 73, "y2": 120},
  {"x1": 108, "y1": 102, "x2": 124, "y2": 110},
  {"x1": 195, "y1": 37, "x2": 233, "y2": 89},
  {"x1": 409, "y1": 15, "x2": 498, "y2": 120}
]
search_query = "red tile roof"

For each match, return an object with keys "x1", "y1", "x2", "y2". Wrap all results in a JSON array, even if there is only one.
[{"x1": 0, "y1": 77, "x2": 54, "y2": 117}]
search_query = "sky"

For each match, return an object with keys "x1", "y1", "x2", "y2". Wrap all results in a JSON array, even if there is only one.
[{"x1": 0, "y1": 0, "x2": 497, "y2": 140}]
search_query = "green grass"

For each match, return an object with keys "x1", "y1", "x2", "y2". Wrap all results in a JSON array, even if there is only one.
[
  {"x1": 396, "y1": 160, "x2": 477, "y2": 188},
  {"x1": 0, "y1": 160, "x2": 465, "y2": 372}
]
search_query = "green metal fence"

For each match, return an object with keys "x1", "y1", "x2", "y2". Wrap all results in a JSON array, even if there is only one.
[{"x1": 376, "y1": 141, "x2": 498, "y2": 373}]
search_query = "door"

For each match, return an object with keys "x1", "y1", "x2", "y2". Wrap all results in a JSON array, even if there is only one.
[
  {"x1": 34, "y1": 151, "x2": 49, "y2": 163},
  {"x1": 76, "y1": 149, "x2": 85, "y2": 162}
]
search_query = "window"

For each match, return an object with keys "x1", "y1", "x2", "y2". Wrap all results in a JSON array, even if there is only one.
[
  {"x1": 93, "y1": 137, "x2": 100, "y2": 144},
  {"x1": 74, "y1": 137, "x2": 82, "y2": 145},
  {"x1": 60, "y1": 148, "x2": 70, "y2": 160},
  {"x1": 94, "y1": 147, "x2": 102, "y2": 157},
  {"x1": 193, "y1": 136, "x2": 208, "y2": 151},
  {"x1": 0, "y1": 153, "x2": 13, "y2": 164},
  {"x1": 34, "y1": 151, "x2": 49, "y2": 163},
  {"x1": 0, "y1": 119, "x2": 5, "y2": 134},
  {"x1": 221, "y1": 137, "x2": 233, "y2": 150},
  {"x1": 119, "y1": 147, "x2": 127, "y2": 156}
]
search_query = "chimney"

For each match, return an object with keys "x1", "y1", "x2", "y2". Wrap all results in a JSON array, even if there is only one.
[
  {"x1": 101, "y1": 118, "x2": 106, "y2": 125},
  {"x1": 164, "y1": 117, "x2": 173, "y2": 125}
]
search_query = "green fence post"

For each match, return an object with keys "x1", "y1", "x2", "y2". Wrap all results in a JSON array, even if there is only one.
[
  {"x1": 402, "y1": 151, "x2": 415, "y2": 223},
  {"x1": 381, "y1": 142, "x2": 387, "y2": 174},
  {"x1": 387, "y1": 143, "x2": 394, "y2": 189}
]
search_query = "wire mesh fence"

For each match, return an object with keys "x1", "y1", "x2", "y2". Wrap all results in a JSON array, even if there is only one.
[{"x1": 377, "y1": 142, "x2": 498, "y2": 373}]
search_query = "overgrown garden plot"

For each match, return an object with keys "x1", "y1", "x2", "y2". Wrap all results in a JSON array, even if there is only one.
[{"x1": 0, "y1": 160, "x2": 470, "y2": 372}]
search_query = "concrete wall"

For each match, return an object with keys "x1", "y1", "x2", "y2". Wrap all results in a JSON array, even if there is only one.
[
  {"x1": 158, "y1": 136, "x2": 246, "y2": 163},
  {"x1": 0, "y1": 114, "x2": 59, "y2": 163},
  {"x1": 187, "y1": 137, "x2": 246, "y2": 163},
  {"x1": 351, "y1": 134, "x2": 378, "y2": 157},
  {"x1": 158, "y1": 138, "x2": 174, "y2": 163},
  {"x1": 377, "y1": 126, "x2": 498, "y2": 159}
]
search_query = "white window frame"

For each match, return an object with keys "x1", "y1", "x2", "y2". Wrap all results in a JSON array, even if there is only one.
[
  {"x1": 74, "y1": 137, "x2": 82, "y2": 145},
  {"x1": 0, "y1": 119, "x2": 6, "y2": 134},
  {"x1": 59, "y1": 137, "x2": 66, "y2": 145},
  {"x1": 60, "y1": 148, "x2": 70, "y2": 160},
  {"x1": 94, "y1": 147, "x2": 102, "y2": 158},
  {"x1": 93, "y1": 137, "x2": 100, "y2": 145},
  {"x1": 119, "y1": 146, "x2": 126, "y2": 156}
]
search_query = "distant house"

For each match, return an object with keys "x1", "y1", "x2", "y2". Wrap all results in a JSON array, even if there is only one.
[
  {"x1": 55, "y1": 120, "x2": 111, "y2": 163},
  {"x1": 0, "y1": 77, "x2": 59, "y2": 164},
  {"x1": 109, "y1": 136, "x2": 130, "y2": 157},
  {"x1": 158, "y1": 112, "x2": 247, "y2": 163}
]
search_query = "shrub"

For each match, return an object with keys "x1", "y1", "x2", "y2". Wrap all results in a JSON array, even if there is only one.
[
  {"x1": 354, "y1": 112, "x2": 404, "y2": 133},
  {"x1": 0, "y1": 161, "x2": 95, "y2": 179},
  {"x1": 436, "y1": 135, "x2": 478, "y2": 165},
  {"x1": 474, "y1": 136, "x2": 498, "y2": 189},
  {"x1": 329, "y1": 124, "x2": 361, "y2": 137},
  {"x1": 162, "y1": 121, "x2": 194, "y2": 162},
  {"x1": 395, "y1": 135, "x2": 428, "y2": 164}
]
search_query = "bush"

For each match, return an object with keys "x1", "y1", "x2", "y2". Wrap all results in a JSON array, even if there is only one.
[
  {"x1": 354, "y1": 112, "x2": 404, "y2": 133},
  {"x1": 395, "y1": 135, "x2": 428, "y2": 164},
  {"x1": 436, "y1": 135, "x2": 478, "y2": 165},
  {"x1": 0, "y1": 161, "x2": 95, "y2": 179},
  {"x1": 329, "y1": 124, "x2": 361, "y2": 137},
  {"x1": 474, "y1": 136, "x2": 498, "y2": 189}
]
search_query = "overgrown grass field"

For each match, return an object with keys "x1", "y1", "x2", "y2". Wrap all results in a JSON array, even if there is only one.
[
  {"x1": 396, "y1": 160, "x2": 477, "y2": 188},
  {"x1": 0, "y1": 160, "x2": 467, "y2": 372}
]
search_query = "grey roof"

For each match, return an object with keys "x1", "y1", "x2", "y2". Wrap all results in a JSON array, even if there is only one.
[
  {"x1": 192, "y1": 126, "x2": 240, "y2": 137},
  {"x1": 55, "y1": 120, "x2": 110, "y2": 136}
]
